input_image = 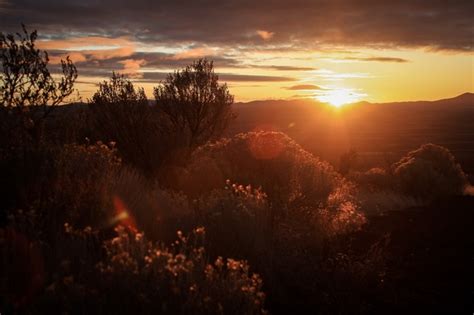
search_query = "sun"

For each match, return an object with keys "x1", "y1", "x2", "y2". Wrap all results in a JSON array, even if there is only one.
[{"x1": 316, "y1": 88, "x2": 364, "y2": 107}]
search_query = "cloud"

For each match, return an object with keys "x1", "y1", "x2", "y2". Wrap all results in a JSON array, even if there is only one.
[
  {"x1": 170, "y1": 47, "x2": 217, "y2": 60},
  {"x1": 49, "y1": 51, "x2": 88, "y2": 64},
  {"x1": 118, "y1": 59, "x2": 146, "y2": 77},
  {"x1": 38, "y1": 36, "x2": 136, "y2": 64},
  {"x1": 38, "y1": 36, "x2": 134, "y2": 50},
  {"x1": 218, "y1": 73, "x2": 295, "y2": 82},
  {"x1": 256, "y1": 30, "x2": 274, "y2": 40},
  {"x1": 284, "y1": 84, "x2": 322, "y2": 90},
  {"x1": 47, "y1": 47, "x2": 135, "y2": 65},
  {"x1": 345, "y1": 56, "x2": 409, "y2": 63},
  {"x1": 252, "y1": 65, "x2": 317, "y2": 71},
  {"x1": 311, "y1": 69, "x2": 372, "y2": 81},
  {"x1": 140, "y1": 72, "x2": 296, "y2": 83},
  {"x1": 1, "y1": 0, "x2": 471, "y2": 51}
]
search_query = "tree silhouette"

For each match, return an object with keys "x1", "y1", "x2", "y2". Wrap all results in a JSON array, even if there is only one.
[
  {"x1": 90, "y1": 73, "x2": 162, "y2": 175},
  {"x1": 0, "y1": 25, "x2": 77, "y2": 112},
  {"x1": 153, "y1": 59, "x2": 234, "y2": 149},
  {"x1": 0, "y1": 25, "x2": 77, "y2": 145}
]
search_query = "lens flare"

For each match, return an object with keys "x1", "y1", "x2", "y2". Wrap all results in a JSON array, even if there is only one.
[{"x1": 110, "y1": 195, "x2": 137, "y2": 232}]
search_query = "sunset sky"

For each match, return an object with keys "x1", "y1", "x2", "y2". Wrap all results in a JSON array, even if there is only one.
[{"x1": 1, "y1": 0, "x2": 473, "y2": 103}]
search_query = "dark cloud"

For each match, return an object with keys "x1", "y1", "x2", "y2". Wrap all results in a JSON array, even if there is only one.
[
  {"x1": 0, "y1": 0, "x2": 472, "y2": 51},
  {"x1": 345, "y1": 56, "x2": 410, "y2": 63},
  {"x1": 217, "y1": 73, "x2": 296, "y2": 82},
  {"x1": 250, "y1": 65, "x2": 317, "y2": 71},
  {"x1": 284, "y1": 84, "x2": 322, "y2": 90},
  {"x1": 141, "y1": 72, "x2": 296, "y2": 83},
  {"x1": 46, "y1": 50, "x2": 244, "y2": 78}
]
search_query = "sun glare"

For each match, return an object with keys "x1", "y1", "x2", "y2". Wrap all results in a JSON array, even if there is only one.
[{"x1": 316, "y1": 88, "x2": 364, "y2": 107}]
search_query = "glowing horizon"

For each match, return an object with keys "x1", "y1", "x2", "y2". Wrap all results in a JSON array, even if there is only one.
[{"x1": 2, "y1": 0, "x2": 472, "y2": 103}]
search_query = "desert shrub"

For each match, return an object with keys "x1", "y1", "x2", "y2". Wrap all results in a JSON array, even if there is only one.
[
  {"x1": 322, "y1": 182, "x2": 367, "y2": 235},
  {"x1": 190, "y1": 179, "x2": 366, "y2": 315},
  {"x1": 178, "y1": 132, "x2": 367, "y2": 265},
  {"x1": 49, "y1": 141, "x2": 121, "y2": 229},
  {"x1": 348, "y1": 168, "x2": 426, "y2": 215},
  {"x1": 0, "y1": 141, "x2": 58, "y2": 221},
  {"x1": 348, "y1": 167, "x2": 395, "y2": 192},
  {"x1": 0, "y1": 226, "x2": 45, "y2": 311},
  {"x1": 196, "y1": 182, "x2": 271, "y2": 264},
  {"x1": 0, "y1": 25, "x2": 77, "y2": 150},
  {"x1": 311, "y1": 234, "x2": 390, "y2": 314},
  {"x1": 357, "y1": 190, "x2": 423, "y2": 216},
  {"x1": 90, "y1": 73, "x2": 173, "y2": 177},
  {"x1": 465, "y1": 184, "x2": 474, "y2": 196},
  {"x1": 154, "y1": 59, "x2": 235, "y2": 150},
  {"x1": 109, "y1": 168, "x2": 194, "y2": 243},
  {"x1": 181, "y1": 132, "x2": 340, "y2": 209},
  {"x1": 392, "y1": 144, "x2": 468, "y2": 198},
  {"x1": 43, "y1": 104, "x2": 93, "y2": 146},
  {"x1": 34, "y1": 227, "x2": 267, "y2": 315}
]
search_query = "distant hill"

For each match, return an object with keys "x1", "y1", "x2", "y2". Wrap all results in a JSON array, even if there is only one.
[
  {"x1": 228, "y1": 93, "x2": 474, "y2": 172},
  {"x1": 51, "y1": 93, "x2": 474, "y2": 173}
]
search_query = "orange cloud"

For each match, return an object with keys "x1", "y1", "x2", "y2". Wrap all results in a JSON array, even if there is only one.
[
  {"x1": 38, "y1": 36, "x2": 133, "y2": 50},
  {"x1": 85, "y1": 46, "x2": 135, "y2": 60},
  {"x1": 118, "y1": 59, "x2": 146, "y2": 77},
  {"x1": 49, "y1": 51, "x2": 88, "y2": 64},
  {"x1": 47, "y1": 47, "x2": 135, "y2": 64},
  {"x1": 170, "y1": 47, "x2": 216, "y2": 60},
  {"x1": 256, "y1": 30, "x2": 274, "y2": 40},
  {"x1": 284, "y1": 84, "x2": 322, "y2": 90},
  {"x1": 38, "y1": 36, "x2": 135, "y2": 64}
]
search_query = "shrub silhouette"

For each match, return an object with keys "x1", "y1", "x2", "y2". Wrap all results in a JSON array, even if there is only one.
[
  {"x1": 33, "y1": 227, "x2": 267, "y2": 315},
  {"x1": 181, "y1": 132, "x2": 343, "y2": 209},
  {"x1": 2, "y1": 33, "x2": 471, "y2": 314},
  {"x1": 90, "y1": 73, "x2": 169, "y2": 176},
  {"x1": 108, "y1": 168, "x2": 194, "y2": 243},
  {"x1": 154, "y1": 59, "x2": 235, "y2": 150},
  {"x1": 349, "y1": 167, "x2": 395, "y2": 192},
  {"x1": 0, "y1": 25, "x2": 78, "y2": 218},
  {"x1": 392, "y1": 143, "x2": 468, "y2": 198},
  {"x1": 197, "y1": 182, "x2": 271, "y2": 264},
  {"x1": 51, "y1": 141, "x2": 121, "y2": 229},
  {"x1": 179, "y1": 131, "x2": 366, "y2": 245},
  {"x1": 0, "y1": 25, "x2": 77, "y2": 147}
]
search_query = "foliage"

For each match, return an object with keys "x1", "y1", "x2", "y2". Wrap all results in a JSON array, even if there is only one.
[
  {"x1": 180, "y1": 131, "x2": 341, "y2": 209},
  {"x1": 0, "y1": 139, "x2": 57, "y2": 217},
  {"x1": 108, "y1": 168, "x2": 194, "y2": 243},
  {"x1": 90, "y1": 73, "x2": 168, "y2": 176},
  {"x1": 29, "y1": 227, "x2": 267, "y2": 315},
  {"x1": 0, "y1": 25, "x2": 77, "y2": 148},
  {"x1": 50, "y1": 141, "x2": 121, "y2": 228},
  {"x1": 357, "y1": 190, "x2": 423, "y2": 216},
  {"x1": 392, "y1": 143, "x2": 468, "y2": 198},
  {"x1": 154, "y1": 59, "x2": 235, "y2": 150},
  {"x1": 1, "y1": 36, "x2": 471, "y2": 314},
  {"x1": 197, "y1": 182, "x2": 271, "y2": 264},
  {"x1": 0, "y1": 25, "x2": 78, "y2": 219},
  {"x1": 348, "y1": 167, "x2": 394, "y2": 192},
  {"x1": 0, "y1": 25, "x2": 77, "y2": 109}
]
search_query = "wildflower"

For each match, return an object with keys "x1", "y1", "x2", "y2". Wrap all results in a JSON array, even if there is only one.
[{"x1": 135, "y1": 232, "x2": 143, "y2": 241}]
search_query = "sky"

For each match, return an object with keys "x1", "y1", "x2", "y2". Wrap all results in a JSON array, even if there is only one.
[{"x1": 1, "y1": 0, "x2": 473, "y2": 103}]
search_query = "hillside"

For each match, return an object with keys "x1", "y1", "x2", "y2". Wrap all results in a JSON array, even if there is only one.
[{"x1": 229, "y1": 93, "x2": 474, "y2": 173}]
